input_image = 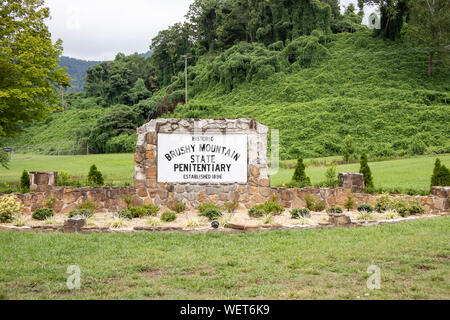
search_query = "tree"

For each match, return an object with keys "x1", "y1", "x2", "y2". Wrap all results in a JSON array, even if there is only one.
[
  {"x1": 402, "y1": 0, "x2": 450, "y2": 76},
  {"x1": 359, "y1": 153, "x2": 374, "y2": 190},
  {"x1": 20, "y1": 170, "x2": 30, "y2": 192},
  {"x1": 87, "y1": 165, "x2": 104, "y2": 186},
  {"x1": 292, "y1": 157, "x2": 312, "y2": 186},
  {"x1": 342, "y1": 135, "x2": 356, "y2": 162},
  {"x1": 431, "y1": 158, "x2": 450, "y2": 189},
  {"x1": 0, "y1": 0, "x2": 70, "y2": 139},
  {"x1": 344, "y1": 193, "x2": 355, "y2": 211}
]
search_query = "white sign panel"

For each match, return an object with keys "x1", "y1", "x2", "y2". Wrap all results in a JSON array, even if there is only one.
[{"x1": 158, "y1": 134, "x2": 248, "y2": 183}]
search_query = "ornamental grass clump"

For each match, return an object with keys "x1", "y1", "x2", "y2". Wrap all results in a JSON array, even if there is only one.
[
  {"x1": 290, "y1": 208, "x2": 310, "y2": 219},
  {"x1": 171, "y1": 201, "x2": 186, "y2": 213},
  {"x1": 223, "y1": 201, "x2": 239, "y2": 213}
]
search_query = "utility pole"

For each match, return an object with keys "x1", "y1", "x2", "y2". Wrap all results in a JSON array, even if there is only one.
[{"x1": 181, "y1": 55, "x2": 192, "y2": 104}]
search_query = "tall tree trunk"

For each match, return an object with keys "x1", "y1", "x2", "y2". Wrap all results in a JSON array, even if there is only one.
[
  {"x1": 384, "y1": 16, "x2": 391, "y2": 36},
  {"x1": 428, "y1": 51, "x2": 434, "y2": 76}
]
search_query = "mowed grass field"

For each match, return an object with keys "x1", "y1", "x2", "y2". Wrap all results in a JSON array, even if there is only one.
[
  {"x1": 1, "y1": 153, "x2": 449, "y2": 191},
  {"x1": 0, "y1": 217, "x2": 448, "y2": 300}
]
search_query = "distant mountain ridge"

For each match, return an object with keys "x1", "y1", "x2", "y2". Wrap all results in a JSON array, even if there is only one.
[
  {"x1": 58, "y1": 56, "x2": 102, "y2": 92},
  {"x1": 58, "y1": 51, "x2": 152, "y2": 92}
]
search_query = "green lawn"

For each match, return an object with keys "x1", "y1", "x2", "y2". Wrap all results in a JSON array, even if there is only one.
[
  {"x1": 271, "y1": 154, "x2": 450, "y2": 192},
  {"x1": 0, "y1": 153, "x2": 135, "y2": 187},
  {"x1": 1, "y1": 154, "x2": 448, "y2": 193},
  {"x1": 0, "y1": 217, "x2": 448, "y2": 300}
]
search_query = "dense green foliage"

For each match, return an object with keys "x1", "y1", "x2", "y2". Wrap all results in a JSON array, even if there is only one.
[
  {"x1": 161, "y1": 211, "x2": 177, "y2": 222},
  {"x1": 198, "y1": 203, "x2": 221, "y2": 215},
  {"x1": 32, "y1": 208, "x2": 54, "y2": 221},
  {"x1": 87, "y1": 165, "x2": 104, "y2": 186},
  {"x1": 291, "y1": 157, "x2": 311, "y2": 186},
  {"x1": 304, "y1": 194, "x2": 326, "y2": 212},
  {"x1": 327, "y1": 205, "x2": 343, "y2": 214},
  {"x1": 129, "y1": 205, "x2": 160, "y2": 218},
  {"x1": 248, "y1": 201, "x2": 285, "y2": 217},
  {"x1": 58, "y1": 56, "x2": 101, "y2": 92},
  {"x1": 357, "y1": 204, "x2": 374, "y2": 213},
  {"x1": 68, "y1": 210, "x2": 92, "y2": 219},
  {"x1": 359, "y1": 153, "x2": 374, "y2": 190},
  {"x1": 430, "y1": 158, "x2": 450, "y2": 189},
  {"x1": 7, "y1": 1, "x2": 450, "y2": 160},
  {"x1": 202, "y1": 208, "x2": 223, "y2": 221},
  {"x1": 0, "y1": 0, "x2": 70, "y2": 141},
  {"x1": 19, "y1": 170, "x2": 30, "y2": 192}
]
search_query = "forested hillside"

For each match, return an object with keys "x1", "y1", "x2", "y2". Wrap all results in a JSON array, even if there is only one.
[
  {"x1": 58, "y1": 57, "x2": 101, "y2": 92},
  {"x1": 9, "y1": 0, "x2": 450, "y2": 159}
]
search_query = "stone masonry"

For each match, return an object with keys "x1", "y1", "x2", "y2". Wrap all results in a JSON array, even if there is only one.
[{"x1": 134, "y1": 118, "x2": 270, "y2": 208}]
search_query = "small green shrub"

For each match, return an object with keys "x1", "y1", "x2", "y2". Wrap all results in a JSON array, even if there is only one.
[
  {"x1": 290, "y1": 208, "x2": 310, "y2": 219},
  {"x1": 223, "y1": 201, "x2": 239, "y2": 213},
  {"x1": 32, "y1": 208, "x2": 54, "y2": 221},
  {"x1": 78, "y1": 200, "x2": 97, "y2": 214},
  {"x1": 392, "y1": 198, "x2": 425, "y2": 217},
  {"x1": 171, "y1": 200, "x2": 186, "y2": 213},
  {"x1": 291, "y1": 157, "x2": 311, "y2": 186},
  {"x1": 56, "y1": 171, "x2": 70, "y2": 186},
  {"x1": 19, "y1": 170, "x2": 30, "y2": 192},
  {"x1": 263, "y1": 201, "x2": 284, "y2": 215},
  {"x1": 203, "y1": 208, "x2": 222, "y2": 221},
  {"x1": 123, "y1": 196, "x2": 133, "y2": 208},
  {"x1": 374, "y1": 195, "x2": 392, "y2": 212},
  {"x1": 129, "y1": 205, "x2": 159, "y2": 218},
  {"x1": 87, "y1": 164, "x2": 104, "y2": 186},
  {"x1": 327, "y1": 205, "x2": 343, "y2": 214},
  {"x1": 143, "y1": 204, "x2": 160, "y2": 216},
  {"x1": 129, "y1": 206, "x2": 147, "y2": 218},
  {"x1": 68, "y1": 209, "x2": 92, "y2": 218},
  {"x1": 198, "y1": 203, "x2": 221, "y2": 215},
  {"x1": 304, "y1": 194, "x2": 326, "y2": 212},
  {"x1": 45, "y1": 197, "x2": 57, "y2": 209},
  {"x1": 248, "y1": 201, "x2": 284, "y2": 218},
  {"x1": 430, "y1": 158, "x2": 450, "y2": 189},
  {"x1": 359, "y1": 153, "x2": 374, "y2": 190},
  {"x1": 357, "y1": 204, "x2": 374, "y2": 213},
  {"x1": 161, "y1": 211, "x2": 177, "y2": 222},
  {"x1": 248, "y1": 204, "x2": 266, "y2": 218},
  {"x1": 344, "y1": 193, "x2": 355, "y2": 211},
  {"x1": 117, "y1": 209, "x2": 133, "y2": 220}
]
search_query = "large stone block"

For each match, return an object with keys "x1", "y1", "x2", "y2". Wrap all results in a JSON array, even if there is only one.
[{"x1": 338, "y1": 172, "x2": 365, "y2": 193}]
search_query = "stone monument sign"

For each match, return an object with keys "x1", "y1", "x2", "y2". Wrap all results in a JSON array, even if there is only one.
[{"x1": 133, "y1": 119, "x2": 269, "y2": 208}]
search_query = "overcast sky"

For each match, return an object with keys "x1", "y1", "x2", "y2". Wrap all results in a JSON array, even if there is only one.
[{"x1": 44, "y1": 0, "x2": 378, "y2": 61}]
